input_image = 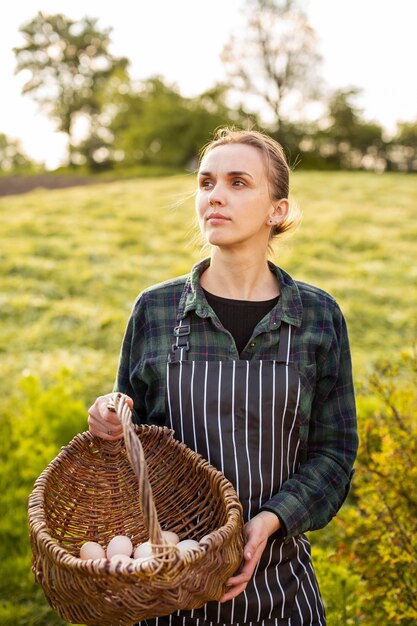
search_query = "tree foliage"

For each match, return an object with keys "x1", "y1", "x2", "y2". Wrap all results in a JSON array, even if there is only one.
[
  {"x1": 0, "y1": 133, "x2": 39, "y2": 173},
  {"x1": 387, "y1": 119, "x2": 417, "y2": 172},
  {"x1": 337, "y1": 352, "x2": 417, "y2": 624},
  {"x1": 395, "y1": 120, "x2": 417, "y2": 148},
  {"x1": 11, "y1": 10, "x2": 417, "y2": 173},
  {"x1": 14, "y1": 12, "x2": 130, "y2": 167},
  {"x1": 111, "y1": 77, "x2": 255, "y2": 168},
  {"x1": 312, "y1": 89, "x2": 384, "y2": 169},
  {"x1": 221, "y1": 0, "x2": 321, "y2": 129}
]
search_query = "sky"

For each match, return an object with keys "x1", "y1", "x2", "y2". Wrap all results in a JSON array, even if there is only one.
[{"x1": 1, "y1": 0, "x2": 416, "y2": 169}]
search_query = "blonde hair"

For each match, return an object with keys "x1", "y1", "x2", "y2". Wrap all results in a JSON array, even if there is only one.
[{"x1": 199, "y1": 127, "x2": 301, "y2": 239}]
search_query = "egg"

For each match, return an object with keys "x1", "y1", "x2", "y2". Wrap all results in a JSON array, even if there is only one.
[
  {"x1": 161, "y1": 530, "x2": 180, "y2": 545},
  {"x1": 176, "y1": 539, "x2": 200, "y2": 555},
  {"x1": 110, "y1": 553, "x2": 133, "y2": 563},
  {"x1": 133, "y1": 541, "x2": 153, "y2": 559},
  {"x1": 106, "y1": 535, "x2": 133, "y2": 559},
  {"x1": 79, "y1": 541, "x2": 106, "y2": 560}
]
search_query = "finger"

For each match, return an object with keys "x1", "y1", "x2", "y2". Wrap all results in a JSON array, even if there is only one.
[
  {"x1": 88, "y1": 414, "x2": 124, "y2": 440},
  {"x1": 220, "y1": 582, "x2": 248, "y2": 603},
  {"x1": 225, "y1": 561, "x2": 255, "y2": 586},
  {"x1": 104, "y1": 412, "x2": 125, "y2": 426},
  {"x1": 102, "y1": 394, "x2": 133, "y2": 429},
  {"x1": 225, "y1": 573, "x2": 250, "y2": 587},
  {"x1": 88, "y1": 397, "x2": 123, "y2": 426},
  {"x1": 243, "y1": 536, "x2": 266, "y2": 562},
  {"x1": 89, "y1": 429, "x2": 123, "y2": 441},
  {"x1": 123, "y1": 394, "x2": 134, "y2": 408},
  {"x1": 88, "y1": 427, "x2": 122, "y2": 441},
  {"x1": 87, "y1": 393, "x2": 134, "y2": 441},
  {"x1": 107, "y1": 392, "x2": 134, "y2": 411},
  {"x1": 88, "y1": 408, "x2": 123, "y2": 429}
]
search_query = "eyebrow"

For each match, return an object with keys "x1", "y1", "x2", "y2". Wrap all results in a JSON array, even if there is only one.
[{"x1": 198, "y1": 170, "x2": 254, "y2": 180}]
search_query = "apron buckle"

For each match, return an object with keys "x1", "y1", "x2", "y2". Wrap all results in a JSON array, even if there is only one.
[
  {"x1": 171, "y1": 340, "x2": 189, "y2": 352},
  {"x1": 174, "y1": 324, "x2": 190, "y2": 337}
]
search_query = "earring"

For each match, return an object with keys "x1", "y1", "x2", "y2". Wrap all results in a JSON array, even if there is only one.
[{"x1": 267, "y1": 218, "x2": 274, "y2": 225}]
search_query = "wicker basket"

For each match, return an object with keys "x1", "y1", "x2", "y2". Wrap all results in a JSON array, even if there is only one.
[{"x1": 28, "y1": 393, "x2": 244, "y2": 626}]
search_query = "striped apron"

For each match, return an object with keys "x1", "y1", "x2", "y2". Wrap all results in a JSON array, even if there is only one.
[{"x1": 143, "y1": 319, "x2": 325, "y2": 626}]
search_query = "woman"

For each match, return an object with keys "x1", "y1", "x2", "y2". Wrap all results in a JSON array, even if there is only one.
[{"x1": 88, "y1": 128, "x2": 358, "y2": 626}]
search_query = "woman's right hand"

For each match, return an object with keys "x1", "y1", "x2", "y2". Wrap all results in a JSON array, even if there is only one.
[{"x1": 88, "y1": 393, "x2": 134, "y2": 440}]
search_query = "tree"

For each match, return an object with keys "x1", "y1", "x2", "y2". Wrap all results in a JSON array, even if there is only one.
[
  {"x1": 0, "y1": 133, "x2": 39, "y2": 173},
  {"x1": 394, "y1": 120, "x2": 417, "y2": 150},
  {"x1": 387, "y1": 120, "x2": 417, "y2": 172},
  {"x1": 111, "y1": 77, "x2": 256, "y2": 168},
  {"x1": 14, "y1": 12, "x2": 130, "y2": 168},
  {"x1": 336, "y1": 352, "x2": 417, "y2": 624},
  {"x1": 221, "y1": 0, "x2": 321, "y2": 130},
  {"x1": 312, "y1": 89, "x2": 385, "y2": 169}
]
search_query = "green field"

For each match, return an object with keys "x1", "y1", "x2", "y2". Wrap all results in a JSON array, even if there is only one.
[
  {"x1": 1, "y1": 170, "x2": 415, "y2": 399},
  {"x1": 1, "y1": 171, "x2": 416, "y2": 625}
]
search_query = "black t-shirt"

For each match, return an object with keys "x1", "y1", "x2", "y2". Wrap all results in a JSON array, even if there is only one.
[{"x1": 203, "y1": 289, "x2": 279, "y2": 355}]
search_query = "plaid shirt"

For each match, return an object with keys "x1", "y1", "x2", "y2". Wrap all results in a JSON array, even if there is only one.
[{"x1": 116, "y1": 258, "x2": 358, "y2": 538}]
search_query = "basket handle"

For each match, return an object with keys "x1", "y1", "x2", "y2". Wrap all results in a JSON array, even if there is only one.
[{"x1": 108, "y1": 392, "x2": 163, "y2": 546}]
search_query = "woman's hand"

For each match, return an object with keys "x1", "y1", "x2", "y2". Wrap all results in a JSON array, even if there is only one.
[
  {"x1": 220, "y1": 510, "x2": 281, "y2": 603},
  {"x1": 88, "y1": 393, "x2": 133, "y2": 440}
]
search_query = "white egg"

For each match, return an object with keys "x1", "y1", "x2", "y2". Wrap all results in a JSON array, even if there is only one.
[
  {"x1": 176, "y1": 539, "x2": 200, "y2": 555},
  {"x1": 133, "y1": 541, "x2": 154, "y2": 559},
  {"x1": 110, "y1": 553, "x2": 133, "y2": 563},
  {"x1": 106, "y1": 535, "x2": 133, "y2": 559},
  {"x1": 199, "y1": 534, "x2": 211, "y2": 544},
  {"x1": 79, "y1": 541, "x2": 106, "y2": 560},
  {"x1": 161, "y1": 530, "x2": 180, "y2": 545}
]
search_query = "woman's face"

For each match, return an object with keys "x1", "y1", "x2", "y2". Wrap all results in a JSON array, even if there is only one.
[{"x1": 196, "y1": 143, "x2": 280, "y2": 251}]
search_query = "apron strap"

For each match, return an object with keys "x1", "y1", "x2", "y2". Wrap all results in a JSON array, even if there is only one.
[
  {"x1": 277, "y1": 322, "x2": 292, "y2": 364},
  {"x1": 168, "y1": 318, "x2": 190, "y2": 362}
]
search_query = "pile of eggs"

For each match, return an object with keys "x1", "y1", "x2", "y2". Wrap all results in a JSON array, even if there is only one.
[{"x1": 79, "y1": 531, "x2": 204, "y2": 564}]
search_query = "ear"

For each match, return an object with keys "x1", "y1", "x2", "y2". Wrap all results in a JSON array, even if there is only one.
[{"x1": 267, "y1": 198, "x2": 289, "y2": 225}]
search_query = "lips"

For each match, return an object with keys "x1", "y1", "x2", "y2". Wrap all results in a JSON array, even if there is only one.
[{"x1": 206, "y1": 212, "x2": 230, "y2": 223}]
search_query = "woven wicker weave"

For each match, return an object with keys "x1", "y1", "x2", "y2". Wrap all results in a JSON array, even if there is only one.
[{"x1": 28, "y1": 393, "x2": 244, "y2": 626}]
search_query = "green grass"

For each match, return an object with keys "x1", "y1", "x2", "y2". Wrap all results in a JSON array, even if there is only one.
[
  {"x1": 287, "y1": 171, "x2": 417, "y2": 372},
  {"x1": 1, "y1": 170, "x2": 415, "y2": 402}
]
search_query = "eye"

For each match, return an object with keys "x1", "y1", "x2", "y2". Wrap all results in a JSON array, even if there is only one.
[
  {"x1": 232, "y1": 178, "x2": 245, "y2": 187},
  {"x1": 199, "y1": 178, "x2": 213, "y2": 189}
]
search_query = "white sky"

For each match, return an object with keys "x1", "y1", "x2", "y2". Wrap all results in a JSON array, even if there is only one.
[{"x1": 1, "y1": 0, "x2": 416, "y2": 168}]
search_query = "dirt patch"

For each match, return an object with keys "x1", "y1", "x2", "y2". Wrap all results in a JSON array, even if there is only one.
[{"x1": 0, "y1": 174, "x2": 109, "y2": 197}]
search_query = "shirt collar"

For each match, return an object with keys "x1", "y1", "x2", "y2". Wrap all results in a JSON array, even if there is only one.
[{"x1": 177, "y1": 258, "x2": 303, "y2": 328}]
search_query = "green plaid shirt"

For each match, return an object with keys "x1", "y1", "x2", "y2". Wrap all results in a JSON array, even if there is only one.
[{"x1": 116, "y1": 258, "x2": 358, "y2": 538}]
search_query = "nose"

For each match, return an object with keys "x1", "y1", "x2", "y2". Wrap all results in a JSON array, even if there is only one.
[{"x1": 208, "y1": 183, "x2": 225, "y2": 207}]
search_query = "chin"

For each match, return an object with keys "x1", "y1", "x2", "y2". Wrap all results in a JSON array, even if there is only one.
[{"x1": 206, "y1": 236, "x2": 234, "y2": 247}]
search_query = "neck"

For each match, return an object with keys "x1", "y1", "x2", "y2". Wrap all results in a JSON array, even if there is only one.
[{"x1": 201, "y1": 248, "x2": 279, "y2": 301}]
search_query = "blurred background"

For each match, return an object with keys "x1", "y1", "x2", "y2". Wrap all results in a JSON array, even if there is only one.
[
  {"x1": 0, "y1": 1, "x2": 416, "y2": 624},
  {"x1": 1, "y1": 0, "x2": 417, "y2": 176}
]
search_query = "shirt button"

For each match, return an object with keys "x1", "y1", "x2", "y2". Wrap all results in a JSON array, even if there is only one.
[{"x1": 250, "y1": 341, "x2": 256, "y2": 348}]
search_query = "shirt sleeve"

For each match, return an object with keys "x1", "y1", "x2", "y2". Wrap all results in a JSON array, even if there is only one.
[
  {"x1": 113, "y1": 305, "x2": 146, "y2": 424},
  {"x1": 260, "y1": 304, "x2": 358, "y2": 538}
]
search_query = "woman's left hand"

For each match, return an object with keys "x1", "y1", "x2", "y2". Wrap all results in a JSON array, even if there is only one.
[{"x1": 219, "y1": 510, "x2": 281, "y2": 603}]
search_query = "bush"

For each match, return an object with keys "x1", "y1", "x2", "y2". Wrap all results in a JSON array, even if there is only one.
[
  {"x1": 312, "y1": 544, "x2": 363, "y2": 625},
  {"x1": 0, "y1": 370, "x2": 87, "y2": 626},
  {"x1": 335, "y1": 351, "x2": 417, "y2": 624}
]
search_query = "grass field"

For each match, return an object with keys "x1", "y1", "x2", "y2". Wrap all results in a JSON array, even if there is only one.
[
  {"x1": 1, "y1": 170, "x2": 415, "y2": 403},
  {"x1": 0, "y1": 170, "x2": 416, "y2": 625}
]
